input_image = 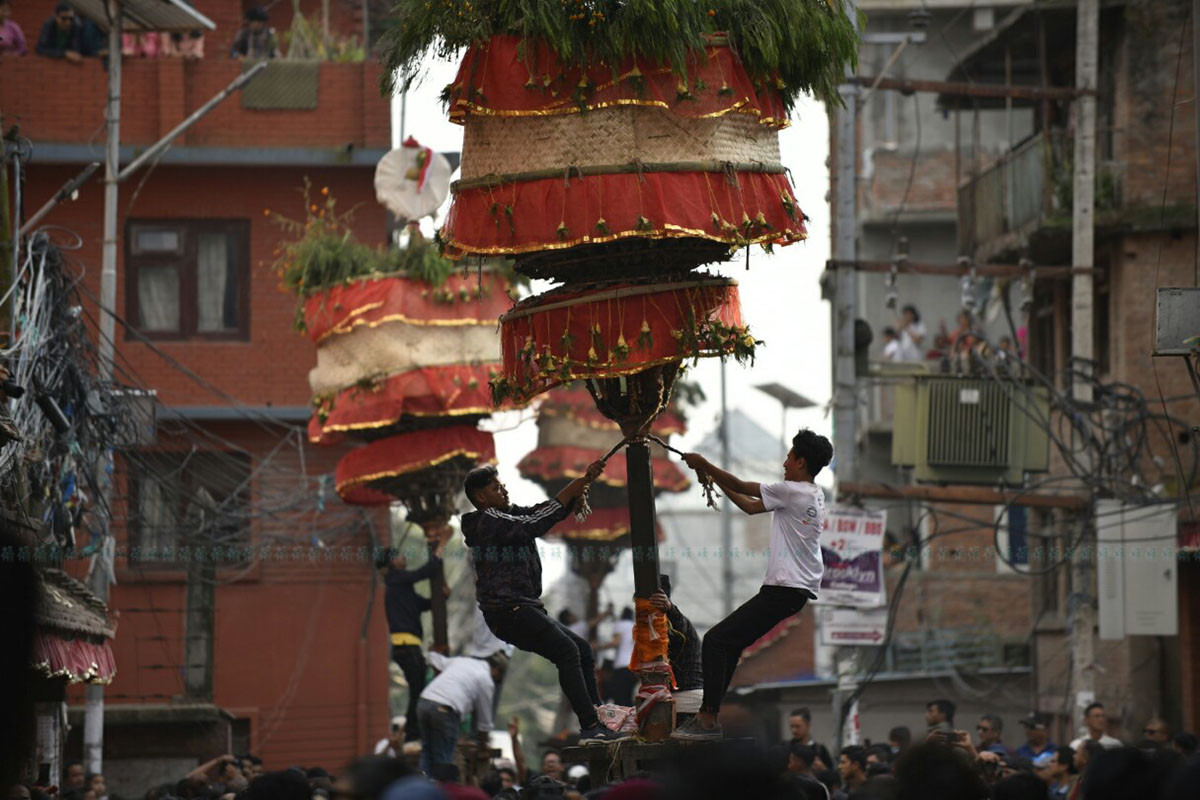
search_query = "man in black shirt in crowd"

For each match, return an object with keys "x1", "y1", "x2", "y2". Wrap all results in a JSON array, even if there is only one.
[
  {"x1": 376, "y1": 524, "x2": 452, "y2": 743},
  {"x1": 648, "y1": 575, "x2": 702, "y2": 721},
  {"x1": 461, "y1": 462, "x2": 626, "y2": 744}
]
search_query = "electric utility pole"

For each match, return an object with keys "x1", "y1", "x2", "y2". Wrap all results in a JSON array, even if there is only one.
[{"x1": 1068, "y1": 0, "x2": 1098, "y2": 738}]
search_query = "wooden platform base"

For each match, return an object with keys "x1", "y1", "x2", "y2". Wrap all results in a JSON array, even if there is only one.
[{"x1": 562, "y1": 737, "x2": 759, "y2": 784}]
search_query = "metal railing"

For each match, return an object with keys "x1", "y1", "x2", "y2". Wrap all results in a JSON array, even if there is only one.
[{"x1": 957, "y1": 131, "x2": 1062, "y2": 255}]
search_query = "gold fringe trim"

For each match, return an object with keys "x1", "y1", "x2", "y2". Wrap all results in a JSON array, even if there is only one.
[
  {"x1": 31, "y1": 659, "x2": 116, "y2": 685},
  {"x1": 337, "y1": 448, "x2": 496, "y2": 494},
  {"x1": 315, "y1": 309, "x2": 502, "y2": 344},
  {"x1": 444, "y1": 224, "x2": 806, "y2": 259}
]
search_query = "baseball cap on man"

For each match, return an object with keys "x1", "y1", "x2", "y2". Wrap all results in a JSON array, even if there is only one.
[{"x1": 1019, "y1": 712, "x2": 1050, "y2": 729}]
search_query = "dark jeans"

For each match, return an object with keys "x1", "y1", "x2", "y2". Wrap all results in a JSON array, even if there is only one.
[
  {"x1": 417, "y1": 698, "x2": 461, "y2": 775},
  {"x1": 608, "y1": 668, "x2": 637, "y2": 706},
  {"x1": 700, "y1": 585, "x2": 814, "y2": 714},
  {"x1": 391, "y1": 644, "x2": 427, "y2": 741},
  {"x1": 484, "y1": 605, "x2": 601, "y2": 728}
]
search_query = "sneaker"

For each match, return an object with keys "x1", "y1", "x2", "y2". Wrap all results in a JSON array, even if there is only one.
[
  {"x1": 579, "y1": 724, "x2": 633, "y2": 745},
  {"x1": 669, "y1": 715, "x2": 723, "y2": 741}
]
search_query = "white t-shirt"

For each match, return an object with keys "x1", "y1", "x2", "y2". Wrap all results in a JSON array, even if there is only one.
[
  {"x1": 760, "y1": 481, "x2": 826, "y2": 595},
  {"x1": 1069, "y1": 734, "x2": 1122, "y2": 750},
  {"x1": 882, "y1": 339, "x2": 902, "y2": 361},
  {"x1": 613, "y1": 618, "x2": 636, "y2": 668},
  {"x1": 899, "y1": 321, "x2": 927, "y2": 361}
]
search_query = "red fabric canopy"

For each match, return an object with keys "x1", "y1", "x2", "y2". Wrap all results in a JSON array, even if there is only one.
[
  {"x1": 446, "y1": 35, "x2": 789, "y2": 128},
  {"x1": 519, "y1": 445, "x2": 689, "y2": 493},
  {"x1": 32, "y1": 634, "x2": 116, "y2": 684},
  {"x1": 443, "y1": 170, "x2": 804, "y2": 261},
  {"x1": 310, "y1": 365, "x2": 501, "y2": 444},
  {"x1": 539, "y1": 388, "x2": 686, "y2": 437},
  {"x1": 335, "y1": 426, "x2": 496, "y2": 505},
  {"x1": 495, "y1": 278, "x2": 749, "y2": 404},
  {"x1": 303, "y1": 272, "x2": 514, "y2": 344}
]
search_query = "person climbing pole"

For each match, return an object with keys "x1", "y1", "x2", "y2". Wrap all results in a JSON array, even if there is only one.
[
  {"x1": 461, "y1": 462, "x2": 629, "y2": 745},
  {"x1": 671, "y1": 428, "x2": 833, "y2": 740}
]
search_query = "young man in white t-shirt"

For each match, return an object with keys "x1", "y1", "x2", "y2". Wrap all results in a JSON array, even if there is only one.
[{"x1": 671, "y1": 428, "x2": 832, "y2": 740}]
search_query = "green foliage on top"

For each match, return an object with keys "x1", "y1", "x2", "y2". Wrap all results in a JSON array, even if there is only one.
[
  {"x1": 268, "y1": 179, "x2": 512, "y2": 331},
  {"x1": 379, "y1": 0, "x2": 860, "y2": 110}
]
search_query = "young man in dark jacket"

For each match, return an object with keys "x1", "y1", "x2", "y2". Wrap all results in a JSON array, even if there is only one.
[
  {"x1": 377, "y1": 524, "x2": 452, "y2": 742},
  {"x1": 461, "y1": 461, "x2": 626, "y2": 744}
]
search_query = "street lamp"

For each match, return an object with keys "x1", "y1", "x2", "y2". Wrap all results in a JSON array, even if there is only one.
[{"x1": 754, "y1": 382, "x2": 817, "y2": 461}]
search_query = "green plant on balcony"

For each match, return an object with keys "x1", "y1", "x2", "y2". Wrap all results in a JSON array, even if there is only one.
[
  {"x1": 1051, "y1": 145, "x2": 1122, "y2": 214},
  {"x1": 283, "y1": 0, "x2": 367, "y2": 62}
]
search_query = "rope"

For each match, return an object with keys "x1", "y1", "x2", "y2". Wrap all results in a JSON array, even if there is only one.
[{"x1": 573, "y1": 430, "x2": 721, "y2": 522}]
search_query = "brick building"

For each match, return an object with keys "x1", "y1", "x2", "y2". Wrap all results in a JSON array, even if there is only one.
[
  {"x1": 2, "y1": 0, "x2": 402, "y2": 790},
  {"x1": 737, "y1": 0, "x2": 1199, "y2": 747},
  {"x1": 939, "y1": 0, "x2": 1200, "y2": 740}
]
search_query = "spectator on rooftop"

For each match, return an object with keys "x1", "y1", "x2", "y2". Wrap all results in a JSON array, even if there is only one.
[
  {"x1": 36, "y1": 2, "x2": 83, "y2": 61},
  {"x1": 897, "y1": 305, "x2": 926, "y2": 361},
  {"x1": 0, "y1": 0, "x2": 27, "y2": 55},
  {"x1": 230, "y1": 6, "x2": 278, "y2": 59}
]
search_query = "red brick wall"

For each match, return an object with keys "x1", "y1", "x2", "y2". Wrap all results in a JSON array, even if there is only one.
[
  {"x1": 23, "y1": 163, "x2": 386, "y2": 406},
  {"x1": 0, "y1": 58, "x2": 390, "y2": 150},
  {"x1": 64, "y1": 423, "x2": 395, "y2": 770},
  {"x1": 1114, "y1": 1, "x2": 1199, "y2": 210},
  {"x1": 10, "y1": 0, "x2": 370, "y2": 60}
]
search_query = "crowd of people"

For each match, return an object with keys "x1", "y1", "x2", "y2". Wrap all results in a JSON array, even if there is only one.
[
  {"x1": 878, "y1": 304, "x2": 1023, "y2": 375},
  {"x1": 8, "y1": 702, "x2": 1198, "y2": 800},
  {"x1": 0, "y1": 3, "x2": 281, "y2": 61}
]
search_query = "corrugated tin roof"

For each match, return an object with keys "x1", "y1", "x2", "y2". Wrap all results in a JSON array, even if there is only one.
[
  {"x1": 69, "y1": 0, "x2": 216, "y2": 34},
  {"x1": 36, "y1": 568, "x2": 113, "y2": 639}
]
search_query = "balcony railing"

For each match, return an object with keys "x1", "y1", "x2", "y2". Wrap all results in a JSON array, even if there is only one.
[{"x1": 957, "y1": 131, "x2": 1063, "y2": 256}]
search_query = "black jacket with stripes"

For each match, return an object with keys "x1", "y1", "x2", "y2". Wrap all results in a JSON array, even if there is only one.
[{"x1": 461, "y1": 499, "x2": 572, "y2": 611}]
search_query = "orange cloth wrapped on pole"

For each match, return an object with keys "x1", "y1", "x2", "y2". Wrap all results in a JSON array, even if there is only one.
[{"x1": 631, "y1": 597, "x2": 670, "y2": 672}]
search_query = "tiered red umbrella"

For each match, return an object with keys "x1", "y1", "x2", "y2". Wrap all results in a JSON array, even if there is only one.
[
  {"x1": 429, "y1": 32, "x2": 810, "y2": 733},
  {"x1": 300, "y1": 253, "x2": 513, "y2": 647}
]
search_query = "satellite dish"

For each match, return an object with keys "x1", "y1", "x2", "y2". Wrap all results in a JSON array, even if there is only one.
[{"x1": 374, "y1": 136, "x2": 452, "y2": 222}]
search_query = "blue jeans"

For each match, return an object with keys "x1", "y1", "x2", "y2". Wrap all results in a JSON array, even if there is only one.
[{"x1": 417, "y1": 698, "x2": 461, "y2": 774}]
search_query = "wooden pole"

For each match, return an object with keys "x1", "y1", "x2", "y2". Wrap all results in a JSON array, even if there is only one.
[{"x1": 625, "y1": 441, "x2": 660, "y2": 598}]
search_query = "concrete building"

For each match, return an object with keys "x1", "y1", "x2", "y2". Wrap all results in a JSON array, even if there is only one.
[
  {"x1": 2, "y1": 0, "x2": 397, "y2": 789},
  {"x1": 761, "y1": 0, "x2": 1200, "y2": 751}
]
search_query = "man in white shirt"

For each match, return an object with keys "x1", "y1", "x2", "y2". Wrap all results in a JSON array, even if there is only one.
[
  {"x1": 417, "y1": 651, "x2": 507, "y2": 774},
  {"x1": 1068, "y1": 702, "x2": 1123, "y2": 751},
  {"x1": 672, "y1": 428, "x2": 833, "y2": 740}
]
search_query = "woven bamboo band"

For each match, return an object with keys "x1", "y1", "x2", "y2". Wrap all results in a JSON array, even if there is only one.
[
  {"x1": 309, "y1": 322, "x2": 500, "y2": 396},
  {"x1": 453, "y1": 160, "x2": 787, "y2": 192},
  {"x1": 461, "y1": 106, "x2": 782, "y2": 180}
]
